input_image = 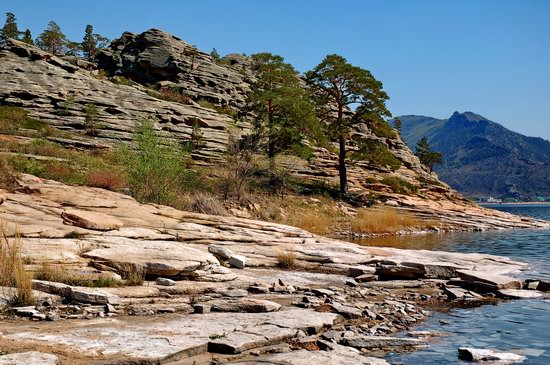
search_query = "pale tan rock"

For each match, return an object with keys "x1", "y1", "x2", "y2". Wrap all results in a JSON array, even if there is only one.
[
  {"x1": 62, "y1": 209, "x2": 123, "y2": 231},
  {"x1": 0, "y1": 351, "x2": 60, "y2": 365}
]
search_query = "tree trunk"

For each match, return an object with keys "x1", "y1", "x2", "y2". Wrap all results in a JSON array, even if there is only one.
[
  {"x1": 337, "y1": 103, "x2": 347, "y2": 197},
  {"x1": 338, "y1": 134, "x2": 348, "y2": 197}
]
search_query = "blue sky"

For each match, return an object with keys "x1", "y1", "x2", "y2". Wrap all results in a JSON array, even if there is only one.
[{"x1": 2, "y1": 0, "x2": 549, "y2": 140}]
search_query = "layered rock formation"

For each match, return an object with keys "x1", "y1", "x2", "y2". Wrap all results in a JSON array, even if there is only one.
[
  {"x1": 1, "y1": 175, "x2": 547, "y2": 364},
  {"x1": 0, "y1": 30, "x2": 547, "y2": 231}
]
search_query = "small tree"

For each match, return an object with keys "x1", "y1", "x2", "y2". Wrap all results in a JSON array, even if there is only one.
[
  {"x1": 0, "y1": 12, "x2": 19, "y2": 43},
  {"x1": 210, "y1": 48, "x2": 220, "y2": 61},
  {"x1": 415, "y1": 137, "x2": 442, "y2": 172},
  {"x1": 36, "y1": 21, "x2": 67, "y2": 56},
  {"x1": 81, "y1": 24, "x2": 109, "y2": 59},
  {"x1": 248, "y1": 52, "x2": 320, "y2": 170},
  {"x1": 84, "y1": 103, "x2": 100, "y2": 135},
  {"x1": 65, "y1": 41, "x2": 81, "y2": 57},
  {"x1": 21, "y1": 29, "x2": 33, "y2": 45},
  {"x1": 306, "y1": 54, "x2": 390, "y2": 197},
  {"x1": 393, "y1": 117, "x2": 402, "y2": 135}
]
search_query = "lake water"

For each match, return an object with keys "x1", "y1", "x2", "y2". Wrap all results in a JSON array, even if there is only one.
[{"x1": 358, "y1": 205, "x2": 550, "y2": 364}]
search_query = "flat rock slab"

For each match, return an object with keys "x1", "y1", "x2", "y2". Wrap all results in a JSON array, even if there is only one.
[
  {"x1": 458, "y1": 347, "x2": 526, "y2": 363},
  {"x1": 209, "y1": 298, "x2": 281, "y2": 313},
  {"x1": 0, "y1": 351, "x2": 60, "y2": 365},
  {"x1": 83, "y1": 237, "x2": 222, "y2": 277},
  {"x1": 340, "y1": 336, "x2": 428, "y2": 350},
  {"x1": 457, "y1": 270, "x2": 522, "y2": 290},
  {"x1": 61, "y1": 209, "x2": 123, "y2": 231},
  {"x1": 236, "y1": 345, "x2": 389, "y2": 364},
  {"x1": 0, "y1": 308, "x2": 338, "y2": 363},
  {"x1": 497, "y1": 289, "x2": 543, "y2": 299}
]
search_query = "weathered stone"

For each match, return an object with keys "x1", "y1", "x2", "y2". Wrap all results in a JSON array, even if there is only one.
[
  {"x1": 458, "y1": 347, "x2": 526, "y2": 363},
  {"x1": 536, "y1": 280, "x2": 550, "y2": 292},
  {"x1": 444, "y1": 286, "x2": 469, "y2": 300},
  {"x1": 457, "y1": 270, "x2": 522, "y2": 290},
  {"x1": 194, "y1": 304, "x2": 211, "y2": 314},
  {"x1": 376, "y1": 264, "x2": 425, "y2": 278},
  {"x1": 329, "y1": 303, "x2": 362, "y2": 319},
  {"x1": 340, "y1": 336, "x2": 428, "y2": 350},
  {"x1": 210, "y1": 298, "x2": 281, "y2": 313},
  {"x1": 0, "y1": 352, "x2": 60, "y2": 365},
  {"x1": 156, "y1": 277, "x2": 177, "y2": 286},
  {"x1": 208, "y1": 245, "x2": 234, "y2": 259},
  {"x1": 348, "y1": 265, "x2": 377, "y2": 278},
  {"x1": 497, "y1": 289, "x2": 543, "y2": 299},
  {"x1": 312, "y1": 288, "x2": 335, "y2": 297},
  {"x1": 355, "y1": 274, "x2": 377, "y2": 283},
  {"x1": 228, "y1": 254, "x2": 246, "y2": 269},
  {"x1": 61, "y1": 209, "x2": 123, "y2": 231}
]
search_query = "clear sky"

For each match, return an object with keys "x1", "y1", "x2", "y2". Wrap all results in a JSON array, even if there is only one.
[{"x1": 2, "y1": 0, "x2": 549, "y2": 140}]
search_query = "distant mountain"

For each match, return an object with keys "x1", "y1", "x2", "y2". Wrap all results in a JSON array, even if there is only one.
[{"x1": 398, "y1": 112, "x2": 550, "y2": 200}]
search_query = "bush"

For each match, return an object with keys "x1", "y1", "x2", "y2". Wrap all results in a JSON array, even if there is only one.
[
  {"x1": 286, "y1": 211, "x2": 332, "y2": 235},
  {"x1": 380, "y1": 176, "x2": 419, "y2": 194},
  {"x1": 353, "y1": 140, "x2": 402, "y2": 171},
  {"x1": 84, "y1": 103, "x2": 101, "y2": 136},
  {"x1": 369, "y1": 119, "x2": 396, "y2": 138},
  {"x1": 0, "y1": 227, "x2": 35, "y2": 307},
  {"x1": 147, "y1": 87, "x2": 191, "y2": 104},
  {"x1": 180, "y1": 192, "x2": 227, "y2": 216},
  {"x1": 85, "y1": 168, "x2": 128, "y2": 191},
  {"x1": 124, "y1": 118, "x2": 197, "y2": 206},
  {"x1": 0, "y1": 156, "x2": 19, "y2": 191},
  {"x1": 275, "y1": 249, "x2": 296, "y2": 269}
]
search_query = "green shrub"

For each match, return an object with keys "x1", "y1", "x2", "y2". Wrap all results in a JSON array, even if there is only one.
[
  {"x1": 369, "y1": 119, "x2": 396, "y2": 138},
  {"x1": 353, "y1": 140, "x2": 402, "y2": 171},
  {"x1": 380, "y1": 176, "x2": 419, "y2": 194},
  {"x1": 84, "y1": 103, "x2": 101, "y2": 135},
  {"x1": 123, "y1": 118, "x2": 197, "y2": 206}
]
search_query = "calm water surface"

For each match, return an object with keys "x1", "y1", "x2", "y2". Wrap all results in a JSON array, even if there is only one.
[{"x1": 356, "y1": 205, "x2": 550, "y2": 364}]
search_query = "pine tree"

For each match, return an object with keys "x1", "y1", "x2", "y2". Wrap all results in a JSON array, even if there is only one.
[
  {"x1": 36, "y1": 21, "x2": 67, "y2": 55},
  {"x1": 82, "y1": 25, "x2": 96, "y2": 58},
  {"x1": 306, "y1": 54, "x2": 390, "y2": 197},
  {"x1": 81, "y1": 24, "x2": 109, "y2": 59},
  {"x1": 393, "y1": 117, "x2": 402, "y2": 134},
  {"x1": 0, "y1": 12, "x2": 19, "y2": 43},
  {"x1": 210, "y1": 48, "x2": 220, "y2": 61},
  {"x1": 247, "y1": 52, "x2": 320, "y2": 169},
  {"x1": 415, "y1": 137, "x2": 442, "y2": 172},
  {"x1": 21, "y1": 29, "x2": 33, "y2": 45}
]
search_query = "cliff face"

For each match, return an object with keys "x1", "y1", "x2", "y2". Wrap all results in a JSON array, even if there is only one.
[{"x1": 1, "y1": 29, "x2": 544, "y2": 230}]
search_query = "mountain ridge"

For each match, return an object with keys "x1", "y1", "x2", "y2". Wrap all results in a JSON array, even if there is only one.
[{"x1": 398, "y1": 112, "x2": 550, "y2": 200}]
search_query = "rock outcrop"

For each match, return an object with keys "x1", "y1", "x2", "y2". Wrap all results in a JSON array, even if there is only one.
[{"x1": 0, "y1": 32, "x2": 548, "y2": 233}]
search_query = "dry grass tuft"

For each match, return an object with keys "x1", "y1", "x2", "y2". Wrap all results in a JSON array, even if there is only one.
[
  {"x1": 34, "y1": 262, "x2": 121, "y2": 288},
  {"x1": 0, "y1": 155, "x2": 19, "y2": 191},
  {"x1": 350, "y1": 207, "x2": 421, "y2": 234},
  {"x1": 179, "y1": 192, "x2": 228, "y2": 216},
  {"x1": 118, "y1": 263, "x2": 146, "y2": 286},
  {"x1": 275, "y1": 248, "x2": 297, "y2": 269},
  {"x1": 286, "y1": 212, "x2": 332, "y2": 235},
  {"x1": 0, "y1": 225, "x2": 35, "y2": 307}
]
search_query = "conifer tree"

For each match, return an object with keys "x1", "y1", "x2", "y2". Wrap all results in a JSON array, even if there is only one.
[
  {"x1": 21, "y1": 29, "x2": 33, "y2": 45},
  {"x1": 0, "y1": 12, "x2": 19, "y2": 43},
  {"x1": 81, "y1": 24, "x2": 109, "y2": 58},
  {"x1": 36, "y1": 21, "x2": 67, "y2": 55},
  {"x1": 415, "y1": 137, "x2": 442, "y2": 172},
  {"x1": 210, "y1": 48, "x2": 220, "y2": 61},
  {"x1": 247, "y1": 52, "x2": 320, "y2": 169},
  {"x1": 306, "y1": 54, "x2": 390, "y2": 197}
]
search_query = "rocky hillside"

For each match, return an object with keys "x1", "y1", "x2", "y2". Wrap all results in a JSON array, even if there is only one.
[
  {"x1": 399, "y1": 112, "x2": 550, "y2": 200},
  {"x1": 0, "y1": 29, "x2": 546, "y2": 229}
]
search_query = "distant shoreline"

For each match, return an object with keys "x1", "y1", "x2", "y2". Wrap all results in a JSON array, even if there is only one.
[{"x1": 480, "y1": 202, "x2": 550, "y2": 206}]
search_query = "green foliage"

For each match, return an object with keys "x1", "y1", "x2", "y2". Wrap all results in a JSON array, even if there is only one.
[
  {"x1": 182, "y1": 120, "x2": 205, "y2": 152},
  {"x1": 393, "y1": 117, "x2": 402, "y2": 134},
  {"x1": 353, "y1": 140, "x2": 402, "y2": 171},
  {"x1": 248, "y1": 52, "x2": 321, "y2": 165},
  {"x1": 415, "y1": 136, "x2": 443, "y2": 172},
  {"x1": 81, "y1": 24, "x2": 109, "y2": 59},
  {"x1": 84, "y1": 103, "x2": 101, "y2": 135},
  {"x1": 306, "y1": 54, "x2": 391, "y2": 196},
  {"x1": 65, "y1": 41, "x2": 81, "y2": 57},
  {"x1": 369, "y1": 119, "x2": 396, "y2": 138},
  {"x1": 380, "y1": 176, "x2": 419, "y2": 195},
  {"x1": 21, "y1": 29, "x2": 33, "y2": 45},
  {"x1": 210, "y1": 48, "x2": 220, "y2": 61},
  {"x1": 0, "y1": 12, "x2": 19, "y2": 43},
  {"x1": 53, "y1": 97, "x2": 74, "y2": 116},
  {"x1": 36, "y1": 21, "x2": 67, "y2": 55},
  {"x1": 111, "y1": 75, "x2": 130, "y2": 85},
  {"x1": 124, "y1": 118, "x2": 197, "y2": 205},
  {"x1": 0, "y1": 106, "x2": 45, "y2": 133}
]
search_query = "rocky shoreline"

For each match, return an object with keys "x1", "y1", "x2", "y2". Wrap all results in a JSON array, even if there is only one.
[{"x1": 0, "y1": 175, "x2": 549, "y2": 364}]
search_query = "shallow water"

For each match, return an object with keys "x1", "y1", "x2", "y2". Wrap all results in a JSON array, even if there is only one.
[{"x1": 355, "y1": 205, "x2": 550, "y2": 364}]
